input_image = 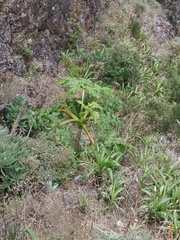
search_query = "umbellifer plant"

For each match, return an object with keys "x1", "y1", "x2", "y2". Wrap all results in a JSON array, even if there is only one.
[
  {"x1": 60, "y1": 90, "x2": 101, "y2": 152},
  {"x1": 58, "y1": 76, "x2": 113, "y2": 152}
]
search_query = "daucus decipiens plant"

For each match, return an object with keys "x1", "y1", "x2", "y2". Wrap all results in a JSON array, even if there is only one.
[
  {"x1": 58, "y1": 77, "x2": 114, "y2": 152},
  {"x1": 60, "y1": 90, "x2": 102, "y2": 152}
]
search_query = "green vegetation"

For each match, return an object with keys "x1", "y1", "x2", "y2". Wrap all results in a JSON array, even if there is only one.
[
  {"x1": 23, "y1": 47, "x2": 33, "y2": 57},
  {"x1": 60, "y1": 91, "x2": 101, "y2": 152},
  {"x1": 103, "y1": 168, "x2": 128, "y2": 209},
  {"x1": 80, "y1": 144, "x2": 122, "y2": 181},
  {"x1": 86, "y1": 44, "x2": 142, "y2": 87},
  {"x1": 0, "y1": 128, "x2": 30, "y2": 193},
  {"x1": 1, "y1": 1, "x2": 180, "y2": 239}
]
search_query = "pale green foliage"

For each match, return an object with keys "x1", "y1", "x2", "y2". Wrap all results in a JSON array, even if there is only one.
[
  {"x1": 0, "y1": 128, "x2": 30, "y2": 192},
  {"x1": 76, "y1": 99, "x2": 101, "y2": 124},
  {"x1": 58, "y1": 77, "x2": 113, "y2": 98},
  {"x1": 137, "y1": 141, "x2": 180, "y2": 238},
  {"x1": 80, "y1": 144, "x2": 122, "y2": 180},
  {"x1": 26, "y1": 229, "x2": 38, "y2": 240},
  {"x1": 103, "y1": 168, "x2": 128, "y2": 209}
]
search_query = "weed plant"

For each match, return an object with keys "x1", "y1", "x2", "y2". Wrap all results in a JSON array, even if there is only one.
[
  {"x1": 134, "y1": 2, "x2": 146, "y2": 16},
  {"x1": 23, "y1": 47, "x2": 33, "y2": 57},
  {"x1": 78, "y1": 189, "x2": 90, "y2": 213},
  {"x1": 67, "y1": 26, "x2": 83, "y2": 49},
  {"x1": 80, "y1": 144, "x2": 122, "y2": 181},
  {"x1": 1, "y1": 216, "x2": 37, "y2": 240},
  {"x1": 58, "y1": 76, "x2": 113, "y2": 98}
]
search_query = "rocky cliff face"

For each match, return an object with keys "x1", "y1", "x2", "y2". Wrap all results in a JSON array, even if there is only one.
[
  {"x1": 162, "y1": 0, "x2": 180, "y2": 35},
  {"x1": 0, "y1": 0, "x2": 107, "y2": 77},
  {"x1": 0, "y1": 0, "x2": 178, "y2": 108}
]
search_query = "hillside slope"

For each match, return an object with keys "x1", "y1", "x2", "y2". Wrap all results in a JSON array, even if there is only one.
[{"x1": 0, "y1": 1, "x2": 180, "y2": 240}]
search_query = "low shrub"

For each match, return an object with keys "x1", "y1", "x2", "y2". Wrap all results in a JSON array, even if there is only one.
[{"x1": 87, "y1": 45, "x2": 142, "y2": 87}]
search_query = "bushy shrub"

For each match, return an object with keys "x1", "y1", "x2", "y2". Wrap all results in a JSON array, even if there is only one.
[{"x1": 87, "y1": 45, "x2": 142, "y2": 87}]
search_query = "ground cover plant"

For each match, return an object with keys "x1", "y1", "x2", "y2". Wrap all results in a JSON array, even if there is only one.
[
  {"x1": 0, "y1": 0, "x2": 180, "y2": 239},
  {"x1": 0, "y1": 128, "x2": 30, "y2": 193}
]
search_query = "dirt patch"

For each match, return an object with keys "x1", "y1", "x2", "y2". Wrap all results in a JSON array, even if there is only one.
[{"x1": 0, "y1": 164, "x2": 163, "y2": 239}]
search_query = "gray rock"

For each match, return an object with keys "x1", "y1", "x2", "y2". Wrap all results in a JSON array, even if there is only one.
[{"x1": 0, "y1": 0, "x2": 108, "y2": 76}]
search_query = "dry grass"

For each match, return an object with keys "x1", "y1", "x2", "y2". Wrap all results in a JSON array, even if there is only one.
[
  {"x1": 81, "y1": 0, "x2": 174, "y2": 58},
  {"x1": 0, "y1": 156, "x2": 167, "y2": 240},
  {"x1": 0, "y1": 179, "x2": 139, "y2": 239},
  {"x1": 0, "y1": 72, "x2": 66, "y2": 109}
]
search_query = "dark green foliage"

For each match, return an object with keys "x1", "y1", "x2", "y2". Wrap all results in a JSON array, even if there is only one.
[
  {"x1": 168, "y1": 74, "x2": 180, "y2": 103},
  {"x1": 129, "y1": 17, "x2": 142, "y2": 39},
  {"x1": 87, "y1": 45, "x2": 142, "y2": 87},
  {"x1": 96, "y1": 98, "x2": 122, "y2": 130},
  {"x1": 172, "y1": 104, "x2": 180, "y2": 121},
  {"x1": 98, "y1": 98, "x2": 123, "y2": 128},
  {"x1": 67, "y1": 26, "x2": 83, "y2": 49},
  {"x1": 5, "y1": 97, "x2": 65, "y2": 136},
  {"x1": 55, "y1": 157, "x2": 79, "y2": 186},
  {"x1": 159, "y1": 104, "x2": 180, "y2": 135},
  {"x1": 0, "y1": 128, "x2": 30, "y2": 192},
  {"x1": 146, "y1": 98, "x2": 165, "y2": 118},
  {"x1": 155, "y1": 0, "x2": 166, "y2": 3},
  {"x1": 53, "y1": 126, "x2": 75, "y2": 150},
  {"x1": 94, "y1": 98, "x2": 134, "y2": 152},
  {"x1": 31, "y1": 102, "x2": 75, "y2": 149}
]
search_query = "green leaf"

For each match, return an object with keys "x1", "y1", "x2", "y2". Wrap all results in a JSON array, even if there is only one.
[
  {"x1": 58, "y1": 77, "x2": 113, "y2": 98},
  {"x1": 26, "y1": 228, "x2": 37, "y2": 240}
]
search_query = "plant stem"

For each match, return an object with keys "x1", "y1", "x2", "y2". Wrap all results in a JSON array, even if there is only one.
[{"x1": 74, "y1": 127, "x2": 82, "y2": 153}]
